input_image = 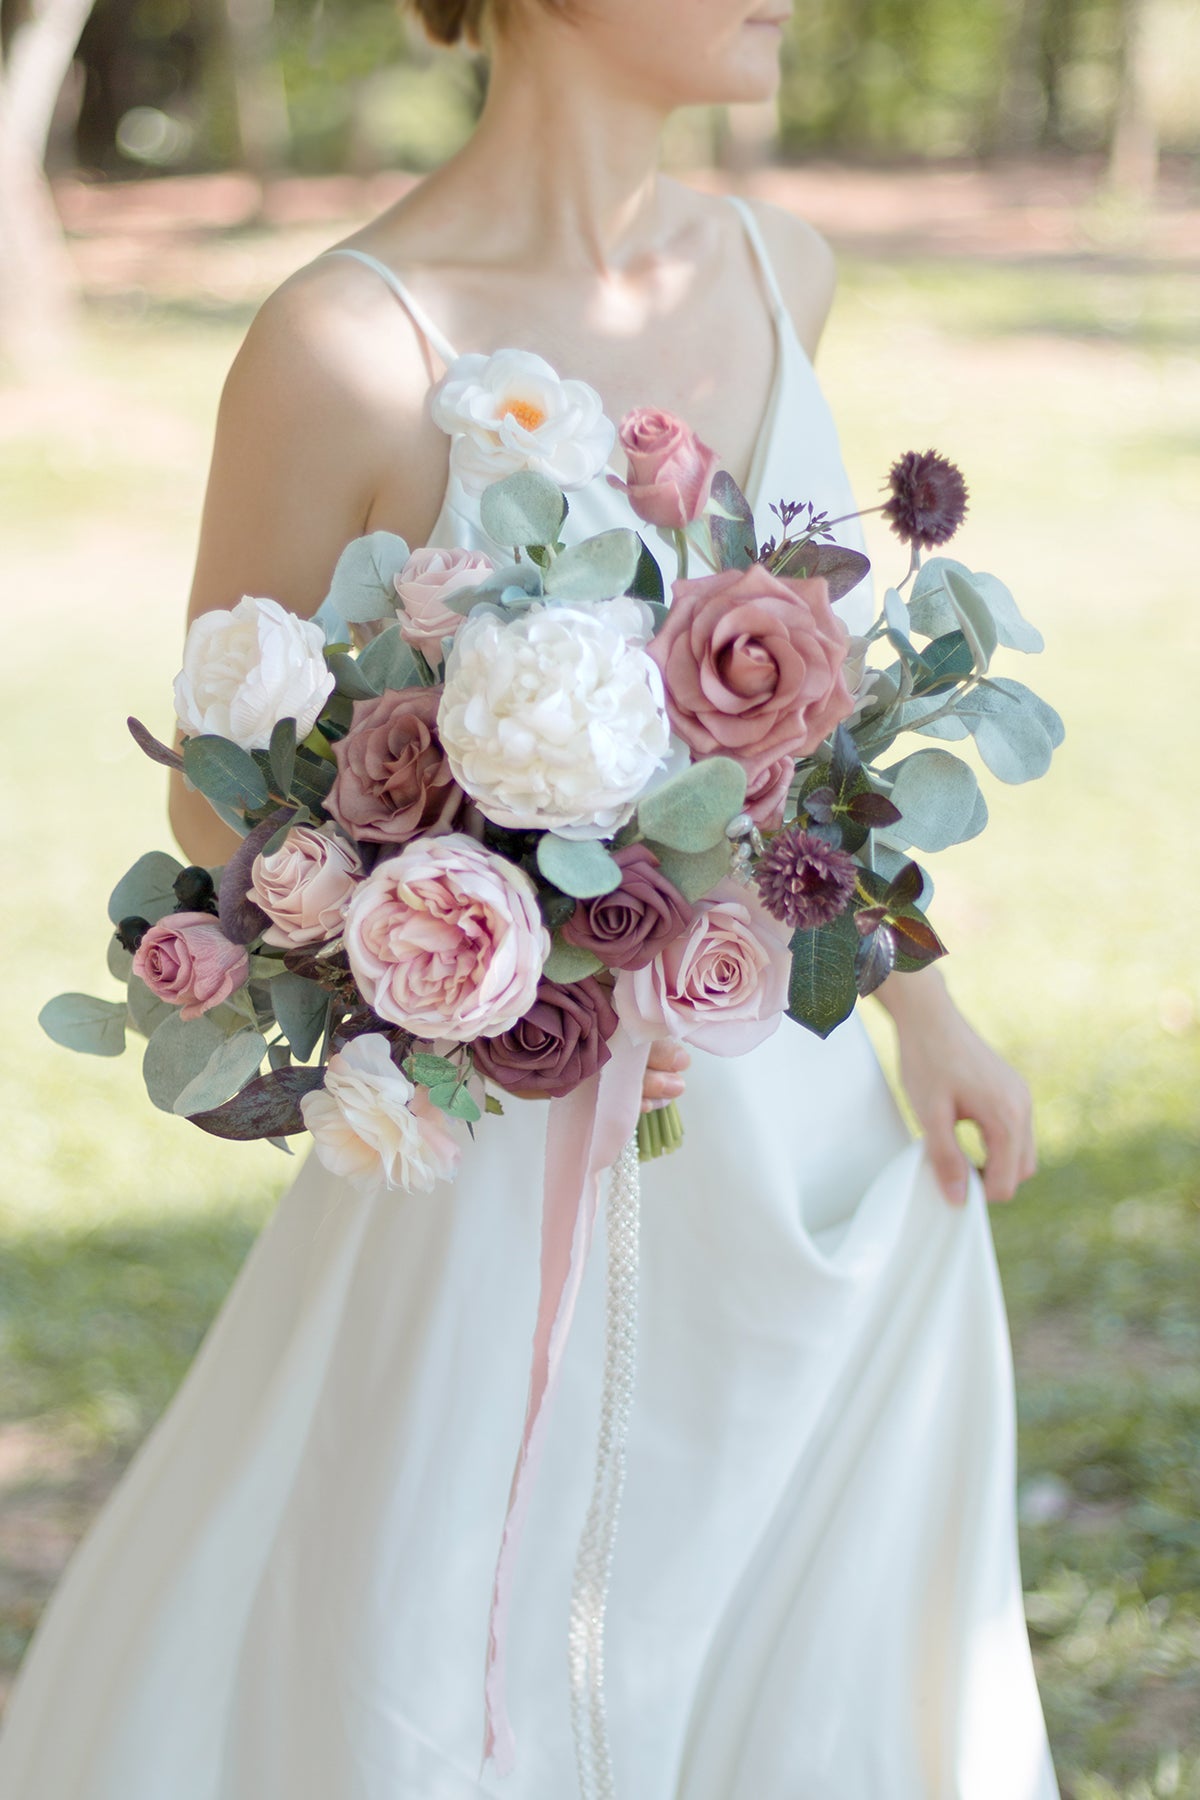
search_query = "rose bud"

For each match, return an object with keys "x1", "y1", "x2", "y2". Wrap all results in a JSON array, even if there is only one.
[
  {"x1": 173, "y1": 865, "x2": 218, "y2": 913},
  {"x1": 115, "y1": 915, "x2": 151, "y2": 954}
]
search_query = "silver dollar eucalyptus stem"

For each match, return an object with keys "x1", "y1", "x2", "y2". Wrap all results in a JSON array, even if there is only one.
[{"x1": 567, "y1": 1135, "x2": 642, "y2": 1800}]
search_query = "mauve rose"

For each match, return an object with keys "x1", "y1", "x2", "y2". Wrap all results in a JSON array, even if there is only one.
[
  {"x1": 649, "y1": 563, "x2": 855, "y2": 765},
  {"x1": 561, "y1": 844, "x2": 694, "y2": 973},
  {"x1": 472, "y1": 976, "x2": 618, "y2": 1100},
  {"x1": 326, "y1": 685, "x2": 463, "y2": 847},
  {"x1": 614, "y1": 408, "x2": 721, "y2": 531},
  {"x1": 131, "y1": 911, "x2": 250, "y2": 1022},
  {"x1": 614, "y1": 881, "x2": 791, "y2": 1056},
  {"x1": 343, "y1": 833, "x2": 548, "y2": 1041},
  {"x1": 249, "y1": 823, "x2": 363, "y2": 948},
  {"x1": 743, "y1": 753, "x2": 795, "y2": 830},
  {"x1": 394, "y1": 546, "x2": 497, "y2": 661}
]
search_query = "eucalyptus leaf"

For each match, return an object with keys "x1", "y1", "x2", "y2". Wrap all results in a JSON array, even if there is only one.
[
  {"x1": 442, "y1": 559, "x2": 545, "y2": 618},
  {"x1": 126, "y1": 973, "x2": 177, "y2": 1039},
  {"x1": 268, "y1": 717, "x2": 297, "y2": 796},
  {"x1": 357, "y1": 624, "x2": 424, "y2": 694},
  {"x1": 636, "y1": 756, "x2": 747, "y2": 854},
  {"x1": 322, "y1": 530, "x2": 409, "y2": 624},
  {"x1": 893, "y1": 694, "x2": 971, "y2": 740},
  {"x1": 702, "y1": 470, "x2": 756, "y2": 571},
  {"x1": 313, "y1": 592, "x2": 350, "y2": 646},
  {"x1": 480, "y1": 471, "x2": 567, "y2": 549},
  {"x1": 270, "y1": 971, "x2": 331, "y2": 1061},
  {"x1": 38, "y1": 993, "x2": 127, "y2": 1057},
  {"x1": 882, "y1": 748, "x2": 985, "y2": 852},
  {"x1": 786, "y1": 910, "x2": 859, "y2": 1039},
  {"x1": 404, "y1": 1052, "x2": 461, "y2": 1087},
  {"x1": 427, "y1": 1079, "x2": 482, "y2": 1123},
  {"x1": 182, "y1": 735, "x2": 269, "y2": 812},
  {"x1": 629, "y1": 538, "x2": 666, "y2": 604},
  {"x1": 328, "y1": 651, "x2": 380, "y2": 701},
  {"x1": 943, "y1": 567, "x2": 998, "y2": 671},
  {"x1": 173, "y1": 1029, "x2": 268, "y2": 1117},
  {"x1": 107, "y1": 851, "x2": 186, "y2": 927},
  {"x1": 107, "y1": 935, "x2": 134, "y2": 982},
  {"x1": 289, "y1": 748, "x2": 337, "y2": 809},
  {"x1": 910, "y1": 557, "x2": 1043, "y2": 655},
  {"x1": 542, "y1": 937, "x2": 605, "y2": 984},
  {"x1": 536, "y1": 834, "x2": 623, "y2": 899},
  {"x1": 912, "y1": 630, "x2": 974, "y2": 695},
  {"x1": 543, "y1": 529, "x2": 641, "y2": 603},
  {"x1": 869, "y1": 845, "x2": 935, "y2": 908},
  {"x1": 985, "y1": 677, "x2": 1065, "y2": 747},
  {"x1": 970, "y1": 571, "x2": 1044, "y2": 654},
  {"x1": 883, "y1": 586, "x2": 911, "y2": 637},
  {"x1": 142, "y1": 1010, "x2": 229, "y2": 1113},
  {"x1": 127, "y1": 716, "x2": 184, "y2": 771},
  {"x1": 967, "y1": 688, "x2": 1056, "y2": 784}
]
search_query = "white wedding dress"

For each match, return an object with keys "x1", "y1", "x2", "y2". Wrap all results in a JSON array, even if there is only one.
[{"x1": 0, "y1": 195, "x2": 1059, "y2": 1800}]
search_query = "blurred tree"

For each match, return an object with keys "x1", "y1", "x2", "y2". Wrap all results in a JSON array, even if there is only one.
[
  {"x1": 1108, "y1": 0, "x2": 1159, "y2": 196},
  {"x1": 214, "y1": 0, "x2": 288, "y2": 182},
  {"x1": 0, "y1": 0, "x2": 97, "y2": 373}
]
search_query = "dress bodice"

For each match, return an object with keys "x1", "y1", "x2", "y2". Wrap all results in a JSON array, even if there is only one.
[{"x1": 317, "y1": 193, "x2": 876, "y2": 637}]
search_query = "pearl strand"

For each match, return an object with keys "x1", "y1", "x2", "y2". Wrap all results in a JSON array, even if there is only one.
[{"x1": 567, "y1": 1135, "x2": 642, "y2": 1800}]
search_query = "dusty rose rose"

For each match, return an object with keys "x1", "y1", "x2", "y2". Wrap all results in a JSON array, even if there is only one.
[
  {"x1": 649, "y1": 562, "x2": 855, "y2": 765},
  {"x1": 743, "y1": 754, "x2": 795, "y2": 830},
  {"x1": 614, "y1": 880, "x2": 791, "y2": 1056},
  {"x1": 248, "y1": 823, "x2": 363, "y2": 949},
  {"x1": 326, "y1": 685, "x2": 463, "y2": 847},
  {"x1": 342, "y1": 833, "x2": 548, "y2": 1041},
  {"x1": 131, "y1": 911, "x2": 250, "y2": 1022},
  {"x1": 561, "y1": 844, "x2": 694, "y2": 973},
  {"x1": 472, "y1": 976, "x2": 618, "y2": 1100},
  {"x1": 394, "y1": 546, "x2": 497, "y2": 661},
  {"x1": 613, "y1": 408, "x2": 721, "y2": 530}
]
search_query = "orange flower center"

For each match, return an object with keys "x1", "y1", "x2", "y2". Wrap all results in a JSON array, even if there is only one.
[{"x1": 505, "y1": 397, "x2": 547, "y2": 433}]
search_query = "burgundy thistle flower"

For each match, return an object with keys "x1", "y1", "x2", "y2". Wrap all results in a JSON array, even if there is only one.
[
  {"x1": 882, "y1": 450, "x2": 969, "y2": 551},
  {"x1": 754, "y1": 828, "x2": 858, "y2": 932}
]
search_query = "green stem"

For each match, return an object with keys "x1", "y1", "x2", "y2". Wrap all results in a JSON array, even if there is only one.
[
  {"x1": 637, "y1": 1100, "x2": 684, "y2": 1162},
  {"x1": 672, "y1": 527, "x2": 689, "y2": 580}
]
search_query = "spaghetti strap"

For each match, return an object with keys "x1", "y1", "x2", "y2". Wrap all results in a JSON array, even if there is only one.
[
  {"x1": 723, "y1": 193, "x2": 789, "y2": 323},
  {"x1": 318, "y1": 246, "x2": 461, "y2": 367}
]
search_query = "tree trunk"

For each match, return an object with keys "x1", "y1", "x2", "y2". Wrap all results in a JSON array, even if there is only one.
[
  {"x1": 1108, "y1": 0, "x2": 1159, "y2": 201},
  {"x1": 218, "y1": 0, "x2": 289, "y2": 188},
  {"x1": 0, "y1": 0, "x2": 97, "y2": 376}
]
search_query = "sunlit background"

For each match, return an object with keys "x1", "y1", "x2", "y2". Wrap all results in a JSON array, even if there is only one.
[{"x1": 1, "y1": 0, "x2": 1198, "y2": 1793}]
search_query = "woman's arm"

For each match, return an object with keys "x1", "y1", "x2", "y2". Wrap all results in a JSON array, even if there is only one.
[{"x1": 872, "y1": 964, "x2": 1037, "y2": 1205}]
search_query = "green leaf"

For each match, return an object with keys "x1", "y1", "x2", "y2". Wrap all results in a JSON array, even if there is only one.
[
  {"x1": 970, "y1": 571, "x2": 1044, "y2": 654},
  {"x1": 107, "y1": 850, "x2": 186, "y2": 927},
  {"x1": 38, "y1": 993, "x2": 127, "y2": 1057},
  {"x1": 543, "y1": 529, "x2": 641, "y2": 603},
  {"x1": 536, "y1": 834, "x2": 623, "y2": 899},
  {"x1": 985, "y1": 677, "x2": 1065, "y2": 747},
  {"x1": 269, "y1": 971, "x2": 331, "y2": 1061},
  {"x1": 357, "y1": 624, "x2": 424, "y2": 694},
  {"x1": 268, "y1": 717, "x2": 296, "y2": 796},
  {"x1": 485, "y1": 1093, "x2": 505, "y2": 1116},
  {"x1": 702, "y1": 470, "x2": 756, "y2": 571},
  {"x1": 542, "y1": 937, "x2": 605, "y2": 983},
  {"x1": 404, "y1": 1052, "x2": 461, "y2": 1087},
  {"x1": 289, "y1": 747, "x2": 337, "y2": 809},
  {"x1": 786, "y1": 910, "x2": 859, "y2": 1039},
  {"x1": 322, "y1": 530, "x2": 409, "y2": 624},
  {"x1": 966, "y1": 687, "x2": 1056, "y2": 785},
  {"x1": 126, "y1": 973, "x2": 177, "y2": 1039},
  {"x1": 893, "y1": 693, "x2": 971, "y2": 740},
  {"x1": 912, "y1": 630, "x2": 974, "y2": 695},
  {"x1": 628, "y1": 537, "x2": 665, "y2": 603},
  {"x1": 182, "y1": 735, "x2": 269, "y2": 812},
  {"x1": 909, "y1": 558, "x2": 1043, "y2": 655},
  {"x1": 943, "y1": 567, "x2": 998, "y2": 672},
  {"x1": 635, "y1": 756, "x2": 747, "y2": 853},
  {"x1": 882, "y1": 748, "x2": 985, "y2": 852},
  {"x1": 427, "y1": 1079, "x2": 482, "y2": 1122},
  {"x1": 107, "y1": 935, "x2": 134, "y2": 982},
  {"x1": 142, "y1": 1010, "x2": 230, "y2": 1112},
  {"x1": 480, "y1": 471, "x2": 568, "y2": 549},
  {"x1": 173, "y1": 1028, "x2": 268, "y2": 1117},
  {"x1": 642, "y1": 837, "x2": 731, "y2": 903},
  {"x1": 327, "y1": 650, "x2": 380, "y2": 701}
]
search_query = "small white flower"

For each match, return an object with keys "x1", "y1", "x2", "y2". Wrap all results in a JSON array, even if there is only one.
[
  {"x1": 437, "y1": 599, "x2": 672, "y2": 838},
  {"x1": 300, "y1": 1034, "x2": 462, "y2": 1198},
  {"x1": 174, "y1": 596, "x2": 334, "y2": 752},
  {"x1": 431, "y1": 348, "x2": 616, "y2": 497}
]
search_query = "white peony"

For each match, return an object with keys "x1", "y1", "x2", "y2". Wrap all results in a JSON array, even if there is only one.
[
  {"x1": 300, "y1": 1034, "x2": 462, "y2": 1198},
  {"x1": 174, "y1": 596, "x2": 335, "y2": 752},
  {"x1": 437, "y1": 597, "x2": 672, "y2": 838},
  {"x1": 431, "y1": 348, "x2": 616, "y2": 497}
]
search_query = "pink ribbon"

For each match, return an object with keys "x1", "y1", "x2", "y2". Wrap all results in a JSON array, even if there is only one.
[{"x1": 479, "y1": 1023, "x2": 651, "y2": 1778}]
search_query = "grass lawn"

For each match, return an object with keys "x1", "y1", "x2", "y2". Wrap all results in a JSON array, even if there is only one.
[{"x1": 1, "y1": 191, "x2": 1197, "y2": 1795}]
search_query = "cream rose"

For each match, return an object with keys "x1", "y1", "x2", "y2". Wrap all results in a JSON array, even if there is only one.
[
  {"x1": 300, "y1": 1034, "x2": 461, "y2": 1197},
  {"x1": 174, "y1": 596, "x2": 334, "y2": 752},
  {"x1": 394, "y1": 546, "x2": 497, "y2": 662},
  {"x1": 342, "y1": 833, "x2": 549, "y2": 1041},
  {"x1": 248, "y1": 823, "x2": 363, "y2": 948},
  {"x1": 430, "y1": 348, "x2": 615, "y2": 497},
  {"x1": 437, "y1": 597, "x2": 671, "y2": 837}
]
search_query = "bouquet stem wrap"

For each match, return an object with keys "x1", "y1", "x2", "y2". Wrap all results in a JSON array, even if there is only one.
[{"x1": 480, "y1": 1025, "x2": 651, "y2": 1777}]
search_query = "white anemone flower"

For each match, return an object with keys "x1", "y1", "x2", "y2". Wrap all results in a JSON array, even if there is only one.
[{"x1": 431, "y1": 348, "x2": 616, "y2": 497}]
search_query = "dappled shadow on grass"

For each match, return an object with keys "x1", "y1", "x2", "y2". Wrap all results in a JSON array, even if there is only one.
[{"x1": 83, "y1": 290, "x2": 260, "y2": 333}]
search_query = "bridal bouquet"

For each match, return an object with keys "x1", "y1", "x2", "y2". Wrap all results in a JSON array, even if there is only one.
[{"x1": 41, "y1": 381, "x2": 1061, "y2": 1192}]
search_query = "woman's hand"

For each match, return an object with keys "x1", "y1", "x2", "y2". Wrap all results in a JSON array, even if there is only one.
[
  {"x1": 874, "y1": 966, "x2": 1036, "y2": 1206},
  {"x1": 641, "y1": 1038, "x2": 690, "y2": 1115}
]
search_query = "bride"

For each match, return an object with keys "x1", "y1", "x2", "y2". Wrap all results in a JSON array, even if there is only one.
[{"x1": 0, "y1": 1, "x2": 1059, "y2": 1795}]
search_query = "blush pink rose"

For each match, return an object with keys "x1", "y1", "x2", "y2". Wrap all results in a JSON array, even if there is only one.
[
  {"x1": 131, "y1": 911, "x2": 250, "y2": 1022},
  {"x1": 394, "y1": 547, "x2": 496, "y2": 660},
  {"x1": 613, "y1": 880, "x2": 791, "y2": 1056},
  {"x1": 612, "y1": 407, "x2": 721, "y2": 530},
  {"x1": 249, "y1": 823, "x2": 363, "y2": 948},
  {"x1": 649, "y1": 563, "x2": 855, "y2": 765},
  {"x1": 342, "y1": 832, "x2": 549, "y2": 1042},
  {"x1": 743, "y1": 753, "x2": 795, "y2": 830},
  {"x1": 326, "y1": 685, "x2": 463, "y2": 847}
]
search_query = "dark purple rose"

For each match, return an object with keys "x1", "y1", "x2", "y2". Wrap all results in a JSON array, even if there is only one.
[
  {"x1": 472, "y1": 976, "x2": 619, "y2": 1100},
  {"x1": 561, "y1": 843, "x2": 695, "y2": 973}
]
